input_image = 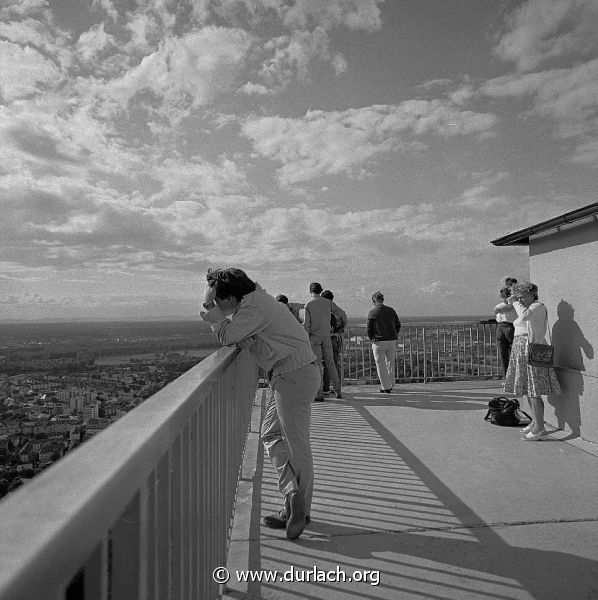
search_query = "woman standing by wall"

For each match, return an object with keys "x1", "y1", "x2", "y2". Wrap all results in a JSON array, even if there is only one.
[{"x1": 504, "y1": 282, "x2": 562, "y2": 441}]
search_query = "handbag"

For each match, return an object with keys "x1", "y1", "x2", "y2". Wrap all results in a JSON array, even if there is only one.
[
  {"x1": 484, "y1": 397, "x2": 532, "y2": 427},
  {"x1": 526, "y1": 307, "x2": 554, "y2": 368}
]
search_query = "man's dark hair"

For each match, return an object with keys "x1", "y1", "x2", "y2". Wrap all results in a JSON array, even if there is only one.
[
  {"x1": 321, "y1": 290, "x2": 334, "y2": 300},
  {"x1": 206, "y1": 268, "x2": 256, "y2": 302},
  {"x1": 276, "y1": 294, "x2": 289, "y2": 304},
  {"x1": 309, "y1": 282, "x2": 323, "y2": 294}
]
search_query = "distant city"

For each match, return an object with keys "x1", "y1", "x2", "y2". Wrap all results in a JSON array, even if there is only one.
[{"x1": 0, "y1": 320, "x2": 219, "y2": 500}]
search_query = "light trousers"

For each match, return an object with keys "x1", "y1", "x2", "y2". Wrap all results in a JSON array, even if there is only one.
[
  {"x1": 260, "y1": 362, "x2": 320, "y2": 513},
  {"x1": 310, "y1": 334, "x2": 341, "y2": 397},
  {"x1": 372, "y1": 340, "x2": 397, "y2": 390}
]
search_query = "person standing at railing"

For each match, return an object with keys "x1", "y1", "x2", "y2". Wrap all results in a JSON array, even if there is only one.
[
  {"x1": 200, "y1": 268, "x2": 320, "y2": 540},
  {"x1": 367, "y1": 291, "x2": 401, "y2": 393},
  {"x1": 503, "y1": 281, "x2": 562, "y2": 441},
  {"x1": 276, "y1": 294, "x2": 302, "y2": 322},
  {"x1": 494, "y1": 287, "x2": 517, "y2": 380},
  {"x1": 320, "y1": 289, "x2": 347, "y2": 396},
  {"x1": 303, "y1": 282, "x2": 343, "y2": 401}
]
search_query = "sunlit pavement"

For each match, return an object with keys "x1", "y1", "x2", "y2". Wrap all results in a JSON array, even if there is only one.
[{"x1": 225, "y1": 382, "x2": 598, "y2": 600}]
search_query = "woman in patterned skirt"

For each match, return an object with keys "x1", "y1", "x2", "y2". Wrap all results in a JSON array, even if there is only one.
[{"x1": 504, "y1": 281, "x2": 562, "y2": 441}]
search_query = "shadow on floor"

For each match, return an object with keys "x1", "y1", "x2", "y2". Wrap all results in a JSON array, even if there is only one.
[{"x1": 241, "y1": 390, "x2": 598, "y2": 600}]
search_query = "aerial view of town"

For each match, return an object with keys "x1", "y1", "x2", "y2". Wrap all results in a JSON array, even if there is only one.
[{"x1": 0, "y1": 320, "x2": 219, "y2": 500}]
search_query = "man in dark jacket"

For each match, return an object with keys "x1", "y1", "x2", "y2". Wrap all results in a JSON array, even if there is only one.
[{"x1": 367, "y1": 290, "x2": 401, "y2": 393}]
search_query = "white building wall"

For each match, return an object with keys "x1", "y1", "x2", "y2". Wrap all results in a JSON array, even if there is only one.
[{"x1": 529, "y1": 221, "x2": 598, "y2": 443}]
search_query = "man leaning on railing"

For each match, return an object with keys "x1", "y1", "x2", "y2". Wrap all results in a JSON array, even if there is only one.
[{"x1": 200, "y1": 268, "x2": 320, "y2": 540}]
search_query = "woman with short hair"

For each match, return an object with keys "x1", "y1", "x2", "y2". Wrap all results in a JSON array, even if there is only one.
[{"x1": 504, "y1": 281, "x2": 562, "y2": 441}]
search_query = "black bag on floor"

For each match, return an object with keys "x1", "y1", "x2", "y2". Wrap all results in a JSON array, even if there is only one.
[{"x1": 484, "y1": 396, "x2": 532, "y2": 427}]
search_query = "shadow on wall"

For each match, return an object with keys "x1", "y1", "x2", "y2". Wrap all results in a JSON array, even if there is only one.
[{"x1": 550, "y1": 300, "x2": 594, "y2": 438}]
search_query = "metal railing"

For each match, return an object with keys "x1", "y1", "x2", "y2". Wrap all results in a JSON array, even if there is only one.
[
  {"x1": 0, "y1": 346, "x2": 257, "y2": 600},
  {"x1": 343, "y1": 321, "x2": 501, "y2": 384}
]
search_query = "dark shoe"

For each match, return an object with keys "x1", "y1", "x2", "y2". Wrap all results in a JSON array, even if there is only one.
[
  {"x1": 263, "y1": 509, "x2": 310, "y2": 529},
  {"x1": 335, "y1": 391, "x2": 343, "y2": 399},
  {"x1": 263, "y1": 509, "x2": 287, "y2": 529},
  {"x1": 379, "y1": 388, "x2": 390, "y2": 393},
  {"x1": 285, "y1": 491, "x2": 306, "y2": 540},
  {"x1": 313, "y1": 396, "x2": 325, "y2": 402}
]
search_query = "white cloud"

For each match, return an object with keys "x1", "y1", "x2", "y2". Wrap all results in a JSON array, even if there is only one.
[
  {"x1": 496, "y1": 0, "x2": 598, "y2": 72},
  {"x1": 243, "y1": 102, "x2": 497, "y2": 184},
  {"x1": 100, "y1": 27, "x2": 253, "y2": 115},
  {"x1": 239, "y1": 81, "x2": 273, "y2": 95},
  {"x1": 0, "y1": 0, "x2": 48, "y2": 20},
  {"x1": 76, "y1": 23, "x2": 115, "y2": 64},
  {"x1": 283, "y1": 0, "x2": 384, "y2": 32},
  {"x1": 483, "y1": 59, "x2": 598, "y2": 164},
  {"x1": 331, "y1": 52, "x2": 348, "y2": 75},
  {"x1": 260, "y1": 28, "x2": 332, "y2": 87},
  {"x1": 0, "y1": 40, "x2": 64, "y2": 101},
  {"x1": 458, "y1": 172, "x2": 511, "y2": 209}
]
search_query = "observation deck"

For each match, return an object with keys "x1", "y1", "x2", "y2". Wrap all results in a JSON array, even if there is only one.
[{"x1": 0, "y1": 323, "x2": 596, "y2": 599}]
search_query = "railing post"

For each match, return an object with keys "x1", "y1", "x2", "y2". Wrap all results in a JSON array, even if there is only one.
[{"x1": 422, "y1": 327, "x2": 427, "y2": 383}]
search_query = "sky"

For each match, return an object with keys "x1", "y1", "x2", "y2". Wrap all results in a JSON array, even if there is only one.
[{"x1": 1, "y1": 0, "x2": 597, "y2": 320}]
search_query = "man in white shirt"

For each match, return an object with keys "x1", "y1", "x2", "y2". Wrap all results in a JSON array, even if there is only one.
[{"x1": 494, "y1": 287, "x2": 517, "y2": 377}]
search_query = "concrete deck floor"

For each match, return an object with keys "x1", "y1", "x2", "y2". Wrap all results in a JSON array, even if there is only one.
[{"x1": 225, "y1": 382, "x2": 598, "y2": 600}]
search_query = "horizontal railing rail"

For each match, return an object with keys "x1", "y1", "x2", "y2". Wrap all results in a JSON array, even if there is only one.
[
  {"x1": 344, "y1": 321, "x2": 501, "y2": 384},
  {"x1": 0, "y1": 346, "x2": 257, "y2": 600}
]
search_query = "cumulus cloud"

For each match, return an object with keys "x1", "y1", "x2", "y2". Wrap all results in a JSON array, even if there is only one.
[
  {"x1": 495, "y1": 0, "x2": 598, "y2": 72},
  {"x1": 0, "y1": 41, "x2": 64, "y2": 101},
  {"x1": 483, "y1": 59, "x2": 598, "y2": 165},
  {"x1": 99, "y1": 27, "x2": 253, "y2": 116},
  {"x1": 0, "y1": 0, "x2": 48, "y2": 20},
  {"x1": 243, "y1": 102, "x2": 497, "y2": 184},
  {"x1": 259, "y1": 27, "x2": 333, "y2": 88},
  {"x1": 458, "y1": 172, "x2": 511, "y2": 210},
  {"x1": 487, "y1": 0, "x2": 598, "y2": 167},
  {"x1": 76, "y1": 22, "x2": 115, "y2": 64},
  {"x1": 282, "y1": 0, "x2": 384, "y2": 32}
]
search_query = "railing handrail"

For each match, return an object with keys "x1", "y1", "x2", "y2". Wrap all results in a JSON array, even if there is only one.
[
  {"x1": 0, "y1": 346, "x2": 243, "y2": 600},
  {"x1": 348, "y1": 319, "x2": 496, "y2": 327}
]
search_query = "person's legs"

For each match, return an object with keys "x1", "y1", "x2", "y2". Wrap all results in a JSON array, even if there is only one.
[
  {"x1": 497, "y1": 326, "x2": 510, "y2": 377},
  {"x1": 322, "y1": 361, "x2": 330, "y2": 392},
  {"x1": 310, "y1": 335, "x2": 325, "y2": 398},
  {"x1": 321, "y1": 335, "x2": 341, "y2": 395},
  {"x1": 528, "y1": 395, "x2": 545, "y2": 433},
  {"x1": 332, "y1": 335, "x2": 342, "y2": 388},
  {"x1": 261, "y1": 363, "x2": 320, "y2": 535},
  {"x1": 383, "y1": 341, "x2": 396, "y2": 389},
  {"x1": 504, "y1": 324, "x2": 514, "y2": 373},
  {"x1": 372, "y1": 342, "x2": 391, "y2": 390}
]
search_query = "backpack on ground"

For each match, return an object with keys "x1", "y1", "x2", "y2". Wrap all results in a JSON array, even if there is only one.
[{"x1": 484, "y1": 396, "x2": 532, "y2": 427}]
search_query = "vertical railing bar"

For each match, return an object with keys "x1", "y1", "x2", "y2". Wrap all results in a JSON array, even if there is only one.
[
  {"x1": 456, "y1": 325, "x2": 461, "y2": 377},
  {"x1": 422, "y1": 327, "x2": 427, "y2": 383},
  {"x1": 475, "y1": 323, "x2": 482, "y2": 377},
  {"x1": 138, "y1": 475, "x2": 150, "y2": 600},
  {"x1": 469, "y1": 325, "x2": 474, "y2": 378},
  {"x1": 409, "y1": 326, "x2": 413, "y2": 382},
  {"x1": 182, "y1": 422, "x2": 190, "y2": 600},
  {"x1": 442, "y1": 327, "x2": 447, "y2": 380},
  {"x1": 482, "y1": 324, "x2": 487, "y2": 376}
]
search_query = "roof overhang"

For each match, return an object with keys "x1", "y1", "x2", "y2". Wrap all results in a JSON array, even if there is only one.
[{"x1": 491, "y1": 202, "x2": 598, "y2": 246}]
